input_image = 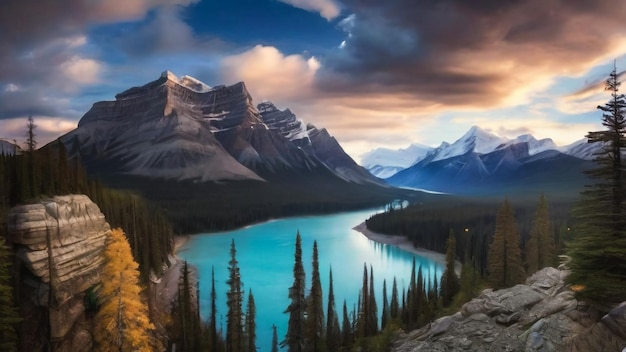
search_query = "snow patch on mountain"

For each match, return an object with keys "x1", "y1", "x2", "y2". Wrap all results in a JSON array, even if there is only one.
[
  {"x1": 361, "y1": 143, "x2": 433, "y2": 169},
  {"x1": 429, "y1": 126, "x2": 508, "y2": 162},
  {"x1": 499, "y1": 134, "x2": 557, "y2": 155},
  {"x1": 0, "y1": 139, "x2": 20, "y2": 155},
  {"x1": 161, "y1": 70, "x2": 212, "y2": 93},
  {"x1": 559, "y1": 138, "x2": 603, "y2": 160}
]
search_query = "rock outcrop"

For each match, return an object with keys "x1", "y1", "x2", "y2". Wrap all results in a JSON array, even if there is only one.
[
  {"x1": 392, "y1": 267, "x2": 626, "y2": 352},
  {"x1": 7, "y1": 195, "x2": 110, "y2": 352}
]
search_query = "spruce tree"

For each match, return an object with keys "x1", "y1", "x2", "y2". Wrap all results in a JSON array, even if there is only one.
[
  {"x1": 283, "y1": 232, "x2": 305, "y2": 352},
  {"x1": 390, "y1": 277, "x2": 399, "y2": 321},
  {"x1": 487, "y1": 200, "x2": 526, "y2": 289},
  {"x1": 356, "y1": 264, "x2": 369, "y2": 338},
  {"x1": 381, "y1": 279, "x2": 390, "y2": 330},
  {"x1": 271, "y1": 325, "x2": 279, "y2": 352},
  {"x1": 226, "y1": 239, "x2": 243, "y2": 352},
  {"x1": 526, "y1": 193, "x2": 555, "y2": 273},
  {"x1": 568, "y1": 64, "x2": 626, "y2": 310},
  {"x1": 367, "y1": 266, "x2": 378, "y2": 336},
  {"x1": 245, "y1": 290, "x2": 256, "y2": 352},
  {"x1": 0, "y1": 237, "x2": 20, "y2": 352},
  {"x1": 326, "y1": 269, "x2": 340, "y2": 352},
  {"x1": 210, "y1": 266, "x2": 218, "y2": 351},
  {"x1": 440, "y1": 231, "x2": 460, "y2": 306},
  {"x1": 341, "y1": 300, "x2": 352, "y2": 349},
  {"x1": 306, "y1": 241, "x2": 324, "y2": 351}
]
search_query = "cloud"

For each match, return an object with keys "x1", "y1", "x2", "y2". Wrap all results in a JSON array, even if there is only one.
[
  {"x1": 0, "y1": 116, "x2": 78, "y2": 147},
  {"x1": 277, "y1": 0, "x2": 341, "y2": 20},
  {"x1": 220, "y1": 45, "x2": 320, "y2": 102},
  {"x1": 318, "y1": 0, "x2": 626, "y2": 111}
]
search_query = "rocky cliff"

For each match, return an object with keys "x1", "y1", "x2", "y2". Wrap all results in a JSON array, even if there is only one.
[
  {"x1": 7, "y1": 195, "x2": 110, "y2": 352},
  {"x1": 393, "y1": 267, "x2": 626, "y2": 352}
]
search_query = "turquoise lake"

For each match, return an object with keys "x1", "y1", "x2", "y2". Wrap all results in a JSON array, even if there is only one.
[{"x1": 178, "y1": 209, "x2": 444, "y2": 351}]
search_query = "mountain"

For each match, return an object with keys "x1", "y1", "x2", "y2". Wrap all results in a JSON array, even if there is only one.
[
  {"x1": 559, "y1": 138, "x2": 603, "y2": 160},
  {"x1": 500, "y1": 134, "x2": 557, "y2": 155},
  {"x1": 361, "y1": 143, "x2": 433, "y2": 178},
  {"x1": 0, "y1": 139, "x2": 21, "y2": 155},
  {"x1": 387, "y1": 140, "x2": 592, "y2": 197},
  {"x1": 257, "y1": 101, "x2": 383, "y2": 185},
  {"x1": 59, "y1": 71, "x2": 380, "y2": 185}
]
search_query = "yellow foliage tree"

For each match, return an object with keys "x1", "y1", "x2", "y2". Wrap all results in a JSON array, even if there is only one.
[{"x1": 94, "y1": 228, "x2": 157, "y2": 352}]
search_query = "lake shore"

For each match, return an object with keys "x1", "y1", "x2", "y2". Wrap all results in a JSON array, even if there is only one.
[{"x1": 353, "y1": 222, "x2": 461, "y2": 273}]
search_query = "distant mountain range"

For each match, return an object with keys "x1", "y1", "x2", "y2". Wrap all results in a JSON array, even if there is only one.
[
  {"x1": 367, "y1": 126, "x2": 600, "y2": 196},
  {"x1": 59, "y1": 71, "x2": 381, "y2": 186},
  {"x1": 0, "y1": 139, "x2": 21, "y2": 155}
]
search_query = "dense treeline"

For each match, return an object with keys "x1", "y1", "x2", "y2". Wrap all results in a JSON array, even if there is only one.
[
  {"x1": 0, "y1": 138, "x2": 173, "y2": 280},
  {"x1": 365, "y1": 197, "x2": 572, "y2": 275},
  {"x1": 102, "y1": 174, "x2": 423, "y2": 234}
]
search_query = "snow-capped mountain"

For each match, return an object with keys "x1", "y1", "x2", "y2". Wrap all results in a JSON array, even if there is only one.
[
  {"x1": 361, "y1": 143, "x2": 433, "y2": 178},
  {"x1": 559, "y1": 138, "x2": 603, "y2": 160},
  {"x1": 428, "y1": 126, "x2": 509, "y2": 162},
  {"x1": 59, "y1": 71, "x2": 381, "y2": 186},
  {"x1": 381, "y1": 126, "x2": 595, "y2": 195},
  {"x1": 0, "y1": 139, "x2": 20, "y2": 155},
  {"x1": 257, "y1": 101, "x2": 383, "y2": 185},
  {"x1": 500, "y1": 134, "x2": 557, "y2": 155}
]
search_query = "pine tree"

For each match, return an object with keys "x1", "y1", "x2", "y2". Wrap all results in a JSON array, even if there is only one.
[
  {"x1": 340, "y1": 300, "x2": 352, "y2": 349},
  {"x1": 381, "y1": 279, "x2": 390, "y2": 330},
  {"x1": 356, "y1": 264, "x2": 369, "y2": 338},
  {"x1": 487, "y1": 200, "x2": 526, "y2": 289},
  {"x1": 271, "y1": 324, "x2": 279, "y2": 352},
  {"x1": 390, "y1": 277, "x2": 399, "y2": 321},
  {"x1": 94, "y1": 228, "x2": 156, "y2": 352},
  {"x1": 326, "y1": 268, "x2": 340, "y2": 352},
  {"x1": 526, "y1": 193, "x2": 555, "y2": 273},
  {"x1": 568, "y1": 64, "x2": 626, "y2": 310},
  {"x1": 306, "y1": 241, "x2": 324, "y2": 351},
  {"x1": 0, "y1": 237, "x2": 20, "y2": 352},
  {"x1": 245, "y1": 290, "x2": 256, "y2": 352},
  {"x1": 283, "y1": 232, "x2": 306, "y2": 352},
  {"x1": 226, "y1": 239, "x2": 244, "y2": 352},
  {"x1": 367, "y1": 265, "x2": 378, "y2": 336},
  {"x1": 210, "y1": 266, "x2": 218, "y2": 351},
  {"x1": 440, "y1": 231, "x2": 460, "y2": 306}
]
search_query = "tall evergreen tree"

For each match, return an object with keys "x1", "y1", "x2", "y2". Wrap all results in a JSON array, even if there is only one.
[
  {"x1": 271, "y1": 325, "x2": 279, "y2": 352},
  {"x1": 306, "y1": 241, "x2": 324, "y2": 351},
  {"x1": 381, "y1": 279, "x2": 390, "y2": 330},
  {"x1": 568, "y1": 64, "x2": 626, "y2": 309},
  {"x1": 356, "y1": 264, "x2": 369, "y2": 338},
  {"x1": 210, "y1": 266, "x2": 218, "y2": 351},
  {"x1": 226, "y1": 239, "x2": 244, "y2": 352},
  {"x1": 283, "y1": 232, "x2": 306, "y2": 352},
  {"x1": 245, "y1": 290, "x2": 256, "y2": 352},
  {"x1": 367, "y1": 266, "x2": 378, "y2": 336},
  {"x1": 340, "y1": 300, "x2": 352, "y2": 349},
  {"x1": 526, "y1": 193, "x2": 555, "y2": 273},
  {"x1": 94, "y1": 228, "x2": 157, "y2": 352},
  {"x1": 0, "y1": 237, "x2": 20, "y2": 352},
  {"x1": 326, "y1": 269, "x2": 340, "y2": 352},
  {"x1": 440, "y1": 231, "x2": 460, "y2": 306},
  {"x1": 390, "y1": 277, "x2": 399, "y2": 321},
  {"x1": 487, "y1": 200, "x2": 526, "y2": 289}
]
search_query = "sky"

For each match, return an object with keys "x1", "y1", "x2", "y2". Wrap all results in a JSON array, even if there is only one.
[{"x1": 1, "y1": 0, "x2": 626, "y2": 162}]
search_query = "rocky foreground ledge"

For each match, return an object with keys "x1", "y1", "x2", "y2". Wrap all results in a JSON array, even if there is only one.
[{"x1": 393, "y1": 267, "x2": 626, "y2": 352}]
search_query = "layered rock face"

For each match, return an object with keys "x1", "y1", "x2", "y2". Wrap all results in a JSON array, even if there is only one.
[
  {"x1": 393, "y1": 267, "x2": 626, "y2": 352},
  {"x1": 7, "y1": 195, "x2": 110, "y2": 352}
]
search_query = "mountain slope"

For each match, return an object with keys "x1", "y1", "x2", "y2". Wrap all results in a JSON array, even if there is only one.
[
  {"x1": 0, "y1": 139, "x2": 21, "y2": 155},
  {"x1": 361, "y1": 143, "x2": 433, "y2": 178},
  {"x1": 61, "y1": 71, "x2": 263, "y2": 182}
]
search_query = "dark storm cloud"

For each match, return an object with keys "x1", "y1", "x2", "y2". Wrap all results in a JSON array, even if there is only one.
[{"x1": 318, "y1": 0, "x2": 626, "y2": 108}]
